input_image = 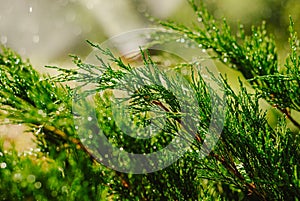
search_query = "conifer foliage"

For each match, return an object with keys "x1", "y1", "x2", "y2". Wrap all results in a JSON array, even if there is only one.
[{"x1": 0, "y1": 0, "x2": 300, "y2": 200}]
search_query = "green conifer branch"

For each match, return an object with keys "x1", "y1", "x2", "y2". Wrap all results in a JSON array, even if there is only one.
[
  {"x1": 1, "y1": 1, "x2": 300, "y2": 200},
  {"x1": 158, "y1": 0, "x2": 300, "y2": 131}
]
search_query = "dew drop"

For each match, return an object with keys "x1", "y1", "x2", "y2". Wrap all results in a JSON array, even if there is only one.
[
  {"x1": 62, "y1": 186, "x2": 68, "y2": 193},
  {"x1": 13, "y1": 173, "x2": 23, "y2": 182},
  {"x1": 34, "y1": 182, "x2": 42, "y2": 189},
  {"x1": 27, "y1": 175, "x2": 36, "y2": 183},
  {"x1": 0, "y1": 162, "x2": 7, "y2": 169},
  {"x1": 51, "y1": 191, "x2": 58, "y2": 197},
  {"x1": 232, "y1": 43, "x2": 238, "y2": 49},
  {"x1": 38, "y1": 110, "x2": 46, "y2": 117}
]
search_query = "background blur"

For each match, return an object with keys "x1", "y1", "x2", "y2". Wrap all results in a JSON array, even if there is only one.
[
  {"x1": 0, "y1": 0, "x2": 299, "y2": 150},
  {"x1": 1, "y1": 0, "x2": 299, "y2": 68}
]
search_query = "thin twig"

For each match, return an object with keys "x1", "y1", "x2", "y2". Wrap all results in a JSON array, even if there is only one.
[{"x1": 280, "y1": 107, "x2": 300, "y2": 129}]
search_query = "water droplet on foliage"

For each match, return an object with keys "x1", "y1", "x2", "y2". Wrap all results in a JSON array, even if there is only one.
[
  {"x1": 232, "y1": 43, "x2": 238, "y2": 49},
  {"x1": 38, "y1": 110, "x2": 46, "y2": 117},
  {"x1": 51, "y1": 191, "x2": 58, "y2": 197},
  {"x1": 62, "y1": 186, "x2": 68, "y2": 193},
  {"x1": 34, "y1": 182, "x2": 42, "y2": 189},
  {"x1": 13, "y1": 173, "x2": 23, "y2": 182},
  {"x1": 27, "y1": 175, "x2": 36, "y2": 183},
  {"x1": 0, "y1": 162, "x2": 7, "y2": 169}
]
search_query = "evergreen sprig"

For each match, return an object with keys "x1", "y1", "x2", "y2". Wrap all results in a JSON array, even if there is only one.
[{"x1": 0, "y1": 0, "x2": 300, "y2": 200}]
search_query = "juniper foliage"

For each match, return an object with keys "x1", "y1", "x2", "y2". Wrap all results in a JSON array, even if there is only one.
[{"x1": 0, "y1": 1, "x2": 300, "y2": 200}]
